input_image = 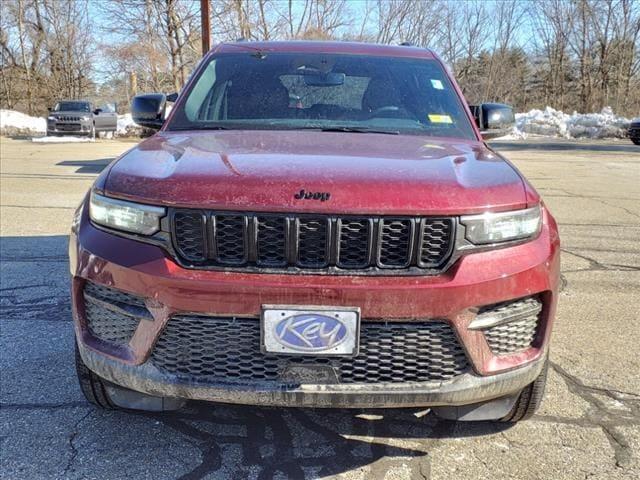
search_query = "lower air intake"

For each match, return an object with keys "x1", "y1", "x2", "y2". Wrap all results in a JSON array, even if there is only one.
[{"x1": 151, "y1": 315, "x2": 470, "y2": 384}]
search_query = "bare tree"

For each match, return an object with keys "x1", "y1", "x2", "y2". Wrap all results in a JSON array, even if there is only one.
[
  {"x1": 98, "y1": 0, "x2": 199, "y2": 95},
  {"x1": 373, "y1": 0, "x2": 441, "y2": 47},
  {"x1": 0, "y1": 0, "x2": 95, "y2": 113},
  {"x1": 481, "y1": 0, "x2": 526, "y2": 100}
]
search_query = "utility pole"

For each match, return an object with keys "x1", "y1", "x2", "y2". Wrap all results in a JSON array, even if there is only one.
[
  {"x1": 200, "y1": 0, "x2": 211, "y2": 56},
  {"x1": 129, "y1": 72, "x2": 138, "y2": 98}
]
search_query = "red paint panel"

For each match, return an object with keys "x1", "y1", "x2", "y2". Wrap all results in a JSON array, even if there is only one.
[{"x1": 104, "y1": 131, "x2": 531, "y2": 215}]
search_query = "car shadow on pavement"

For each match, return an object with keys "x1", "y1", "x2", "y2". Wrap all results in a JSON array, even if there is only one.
[
  {"x1": 56, "y1": 158, "x2": 115, "y2": 174},
  {"x1": 132, "y1": 402, "x2": 511, "y2": 478}
]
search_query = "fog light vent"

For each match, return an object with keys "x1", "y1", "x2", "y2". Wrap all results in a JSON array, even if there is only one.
[
  {"x1": 83, "y1": 282, "x2": 150, "y2": 345},
  {"x1": 470, "y1": 296, "x2": 542, "y2": 355}
]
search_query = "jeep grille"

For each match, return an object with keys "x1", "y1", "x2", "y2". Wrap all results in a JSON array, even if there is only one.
[{"x1": 170, "y1": 210, "x2": 455, "y2": 274}]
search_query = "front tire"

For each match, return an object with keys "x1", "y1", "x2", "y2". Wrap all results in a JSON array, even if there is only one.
[
  {"x1": 75, "y1": 343, "x2": 185, "y2": 411},
  {"x1": 499, "y1": 357, "x2": 549, "y2": 423},
  {"x1": 75, "y1": 343, "x2": 118, "y2": 409}
]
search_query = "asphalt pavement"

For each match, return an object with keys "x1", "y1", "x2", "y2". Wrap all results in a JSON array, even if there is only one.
[{"x1": 0, "y1": 136, "x2": 639, "y2": 479}]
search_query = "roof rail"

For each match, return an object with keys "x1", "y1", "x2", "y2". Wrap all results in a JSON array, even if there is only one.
[
  {"x1": 399, "y1": 41, "x2": 416, "y2": 47},
  {"x1": 236, "y1": 37, "x2": 247, "y2": 42}
]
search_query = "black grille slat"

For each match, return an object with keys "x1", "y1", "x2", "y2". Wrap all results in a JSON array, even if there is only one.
[
  {"x1": 419, "y1": 219, "x2": 454, "y2": 267},
  {"x1": 173, "y1": 211, "x2": 206, "y2": 262},
  {"x1": 378, "y1": 219, "x2": 413, "y2": 267},
  {"x1": 337, "y1": 219, "x2": 371, "y2": 268},
  {"x1": 214, "y1": 215, "x2": 247, "y2": 264},
  {"x1": 172, "y1": 211, "x2": 454, "y2": 273},
  {"x1": 256, "y1": 216, "x2": 287, "y2": 266},
  {"x1": 151, "y1": 316, "x2": 469, "y2": 384},
  {"x1": 297, "y1": 218, "x2": 329, "y2": 267}
]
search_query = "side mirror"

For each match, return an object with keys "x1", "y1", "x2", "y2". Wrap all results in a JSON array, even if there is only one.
[
  {"x1": 166, "y1": 92, "x2": 178, "y2": 103},
  {"x1": 47, "y1": 107, "x2": 52, "y2": 112},
  {"x1": 131, "y1": 93, "x2": 167, "y2": 130},
  {"x1": 470, "y1": 103, "x2": 515, "y2": 140},
  {"x1": 93, "y1": 108, "x2": 102, "y2": 115}
]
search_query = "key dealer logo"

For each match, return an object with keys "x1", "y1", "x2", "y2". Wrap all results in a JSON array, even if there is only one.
[{"x1": 275, "y1": 313, "x2": 347, "y2": 352}]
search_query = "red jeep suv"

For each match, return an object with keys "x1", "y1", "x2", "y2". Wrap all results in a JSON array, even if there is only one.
[{"x1": 70, "y1": 41, "x2": 559, "y2": 422}]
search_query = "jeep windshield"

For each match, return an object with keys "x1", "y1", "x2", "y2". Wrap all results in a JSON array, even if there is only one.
[
  {"x1": 54, "y1": 101, "x2": 91, "y2": 112},
  {"x1": 169, "y1": 52, "x2": 476, "y2": 140}
]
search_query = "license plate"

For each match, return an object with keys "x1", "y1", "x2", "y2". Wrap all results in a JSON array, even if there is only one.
[{"x1": 261, "y1": 305, "x2": 360, "y2": 356}]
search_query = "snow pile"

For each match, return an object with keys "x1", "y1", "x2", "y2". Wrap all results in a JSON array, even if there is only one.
[
  {"x1": 0, "y1": 109, "x2": 46, "y2": 135},
  {"x1": 492, "y1": 127, "x2": 527, "y2": 141},
  {"x1": 32, "y1": 136, "x2": 94, "y2": 143},
  {"x1": 515, "y1": 107, "x2": 631, "y2": 139},
  {"x1": 117, "y1": 113, "x2": 141, "y2": 136}
]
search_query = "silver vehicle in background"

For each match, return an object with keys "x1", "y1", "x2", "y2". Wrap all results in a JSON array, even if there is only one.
[{"x1": 47, "y1": 100, "x2": 117, "y2": 137}]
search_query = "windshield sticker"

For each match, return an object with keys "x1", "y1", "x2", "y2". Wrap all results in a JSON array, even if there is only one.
[
  {"x1": 430, "y1": 79, "x2": 444, "y2": 90},
  {"x1": 428, "y1": 114, "x2": 453, "y2": 124}
]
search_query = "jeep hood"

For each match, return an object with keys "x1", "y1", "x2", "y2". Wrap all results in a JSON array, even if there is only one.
[{"x1": 103, "y1": 130, "x2": 531, "y2": 215}]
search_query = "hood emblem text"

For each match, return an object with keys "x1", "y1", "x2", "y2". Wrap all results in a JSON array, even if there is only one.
[{"x1": 294, "y1": 189, "x2": 331, "y2": 202}]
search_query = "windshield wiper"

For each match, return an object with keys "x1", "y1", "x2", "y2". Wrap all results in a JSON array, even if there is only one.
[{"x1": 316, "y1": 126, "x2": 400, "y2": 135}]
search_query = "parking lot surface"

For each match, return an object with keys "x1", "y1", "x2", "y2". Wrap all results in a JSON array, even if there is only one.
[{"x1": 1, "y1": 137, "x2": 639, "y2": 479}]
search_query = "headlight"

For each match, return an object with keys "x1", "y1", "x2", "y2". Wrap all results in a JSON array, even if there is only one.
[
  {"x1": 47, "y1": 116, "x2": 56, "y2": 121},
  {"x1": 461, "y1": 205, "x2": 542, "y2": 244},
  {"x1": 89, "y1": 191, "x2": 165, "y2": 235},
  {"x1": 82, "y1": 115, "x2": 92, "y2": 121}
]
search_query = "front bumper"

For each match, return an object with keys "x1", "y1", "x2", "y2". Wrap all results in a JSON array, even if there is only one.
[
  {"x1": 47, "y1": 120, "x2": 92, "y2": 135},
  {"x1": 70, "y1": 203, "x2": 560, "y2": 408},
  {"x1": 78, "y1": 340, "x2": 547, "y2": 408}
]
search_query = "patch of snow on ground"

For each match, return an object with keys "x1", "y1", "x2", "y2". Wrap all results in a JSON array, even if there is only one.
[
  {"x1": 0, "y1": 109, "x2": 46, "y2": 134},
  {"x1": 492, "y1": 126, "x2": 528, "y2": 141},
  {"x1": 117, "y1": 113, "x2": 136, "y2": 135},
  {"x1": 32, "y1": 136, "x2": 94, "y2": 143},
  {"x1": 514, "y1": 106, "x2": 630, "y2": 139}
]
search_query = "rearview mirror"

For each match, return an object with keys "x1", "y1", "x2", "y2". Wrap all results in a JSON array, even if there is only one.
[
  {"x1": 131, "y1": 93, "x2": 166, "y2": 130},
  {"x1": 470, "y1": 103, "x2": 515, "y2": 140},
  {"x1": 302, "y1": 72, "x2": 345, "y2": 87}
]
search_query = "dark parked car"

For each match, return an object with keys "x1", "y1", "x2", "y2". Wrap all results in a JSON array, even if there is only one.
[
  {"x1": 628, "y1": 118, "x2": 640, "y2": 145},
  {"x1": 70, "y1": 41, "x2": 560, "y2": 422},
  {"x1": 47, "y1": 100, "x2": 117, "y2": 137}
]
